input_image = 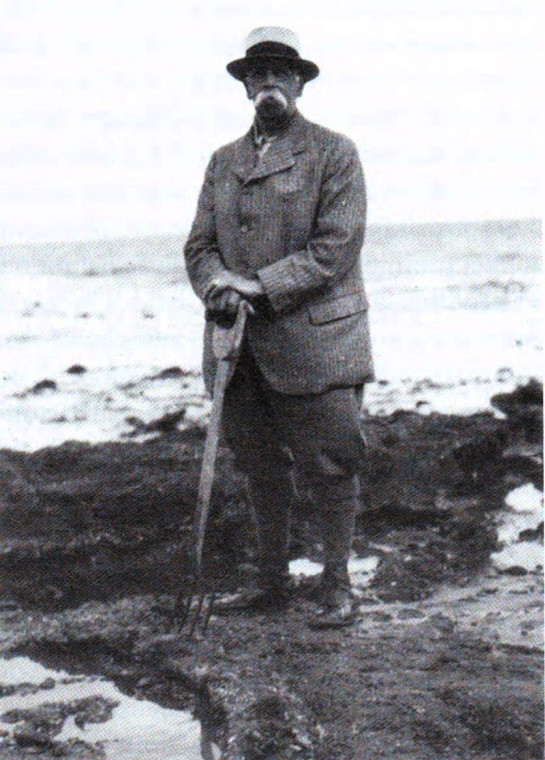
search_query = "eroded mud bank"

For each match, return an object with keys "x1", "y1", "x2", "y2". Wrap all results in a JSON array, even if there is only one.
[{"x1": 0, "y1": 380, "x2": 543, "y2": 759}]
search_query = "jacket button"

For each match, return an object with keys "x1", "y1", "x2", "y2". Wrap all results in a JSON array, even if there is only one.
[{"x1": 240, "y1": 224, "x2": 249, "y2": 232}]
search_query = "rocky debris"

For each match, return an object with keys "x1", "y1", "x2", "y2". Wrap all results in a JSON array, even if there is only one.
[
  {"x1": 500, "y1": 565, "x2": 529, "y2": 576},
  {"x1": 118, "y1": 366, "x2": 196, "y2": 392},
  {"x1": 0, "y1": 430, "x2": 210, "y2": 607},
  {"x1": 66, "y1": 365, "x2": 88, "y2": 375},
  {"x1": 361, "y1": 410, "x2": 508, "y2": 516},
  {"x1": 409, "y1": 378, "x2": 445, "y2": 394},
  {"x1": 0, "y1": 694, "x2": 116, "y2": 759},
  {"x1": 12, "y1": 726, "x2": 56, "y2": 749},
  {"x1": 123, "y1": 409, "x2": 186, "y2": 437},
  {"x1": 225, "y1": 687, "x2": 316, "y2": 760},
  {"x1": 16, "y1": 379, "x2": 58, "y2": 397},
  {"x1": 3, "y1": 696, "x2": 118, "y2": 734},
  {"x1": 0, "y1": 452, "x2": 41, "y2": 515},
  {"x1": 492, "y1": 377, "x2": 543, "y2": 443},
  {"x1": 0, "y1": 677, "x2": 55, "y2": 700},
  {"x1": 502, "y1": 448, "x2": 543, "y2": 490},
  {"x1": 0, "y1": 737, "x2": 107, "y2": 758},
  {"x1": 492, "y1": 377, "x2": 543, "y2": 409},
  {"x1": 148, "y1": 366, "x2": 193, "y2": 380},
  {"x1": 439, "y1": 684, "x2": 543, "y2": 758},
  {"x1": 519, "y1": 522, "x2": 544, "y2": 542},
  {"x1": 0, "y1": 600, "x2": 21, "y2": 612},
  {"x1": 449, "y1": 427, "x2": 508, "y2": 482}
]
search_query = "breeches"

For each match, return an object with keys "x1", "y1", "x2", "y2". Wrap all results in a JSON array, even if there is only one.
[{"x1": 221, "y1": 341, "x2": 366, "y2": 582}]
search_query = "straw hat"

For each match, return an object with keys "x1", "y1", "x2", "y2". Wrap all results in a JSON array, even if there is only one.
[{"x1": 227, "y1": 27, "x2": 319, "y2": 83}]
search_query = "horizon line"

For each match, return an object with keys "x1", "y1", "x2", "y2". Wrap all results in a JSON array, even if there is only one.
[{"x1": 0, "y1": 216, "x2": 540, "y2": 250}]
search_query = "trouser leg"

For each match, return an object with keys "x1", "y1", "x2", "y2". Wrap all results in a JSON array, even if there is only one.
[
  {"x1": 247, "y1": 471, "x2": 295, "y2": 586},
  {"x1": 312, "y1": 475, "x2": 359, "y2": 590},
  {"x1": 221, "y1": 344, "x2": 295, "y2": 586},
  {"x1": 221, "y1": 340, "x2": 366, "y2": 593},
  {"x1": 271, "y1": 385, "x2": 366, "y2": 590}
]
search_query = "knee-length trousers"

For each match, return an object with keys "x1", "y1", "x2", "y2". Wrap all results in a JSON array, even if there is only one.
[{"x1": 221, "y1": 340, "x2": 367, "y2": 589}]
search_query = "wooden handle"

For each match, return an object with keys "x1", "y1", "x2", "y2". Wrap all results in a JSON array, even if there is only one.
[
  {"x1": 194, "y1": 300, "x2": 253, "y2": 572},
  {"x1": 212, "y1": 300, "x2": 253, "y2": 361}
]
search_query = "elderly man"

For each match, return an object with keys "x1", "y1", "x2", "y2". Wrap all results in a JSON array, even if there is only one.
[{"x1": 184, "y1": 27, "x2": 374, "y2": 628}]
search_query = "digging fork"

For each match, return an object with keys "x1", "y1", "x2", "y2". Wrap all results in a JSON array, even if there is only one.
[{"x1": 177, "y1": 300, "x2": 252, "y2": 638}]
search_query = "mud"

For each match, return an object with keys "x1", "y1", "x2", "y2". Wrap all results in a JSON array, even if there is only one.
[{"x1": 0, "y1": 381, "x2": 543, "y2": 759}]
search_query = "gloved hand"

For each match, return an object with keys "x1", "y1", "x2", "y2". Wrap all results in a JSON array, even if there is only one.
[
  {"x1": 205, "y1": 286, "x2": 243, "y2": 327},
  {"x1": 204, "y1": 271, "x2": 268, "y2": 325},
  {"x1": 205, "y1": 271, "x2": 265, "y2": 301}
]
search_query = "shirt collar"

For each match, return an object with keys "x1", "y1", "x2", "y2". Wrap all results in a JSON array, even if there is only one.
[{"x1": 252, "y1": 109, "x2": 298, "y2": 148}]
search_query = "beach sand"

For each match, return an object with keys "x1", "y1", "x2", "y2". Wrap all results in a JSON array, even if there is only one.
[{"x1": 0, "y1": 219, "x2": 541, "y2": 450}]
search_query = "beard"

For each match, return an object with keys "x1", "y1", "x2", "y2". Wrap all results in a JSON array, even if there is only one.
[{"x1": 253, "y1": 88, "x2": 289, "y2": 121}]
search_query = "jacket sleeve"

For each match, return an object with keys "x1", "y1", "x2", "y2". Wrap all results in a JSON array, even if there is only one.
[
  {"x1": 256, "y1": 136, "x2": 366, "y2": 315},
  {"x1": 184, "y1": 152, "x2": 230, "y2": 302}
]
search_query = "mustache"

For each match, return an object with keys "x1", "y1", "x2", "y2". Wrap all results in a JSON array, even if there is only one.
[{"x1": 253, "y1": 89, "x2": 288, "y2": 111}]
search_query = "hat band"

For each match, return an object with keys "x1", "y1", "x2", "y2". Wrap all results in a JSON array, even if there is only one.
[{"x1": 246, "y1": 41, "x2": 300, "y2": 60}]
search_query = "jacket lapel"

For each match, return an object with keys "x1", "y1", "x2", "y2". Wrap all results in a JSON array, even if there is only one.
[
  {"x1": 231, "y1": 131, "x2": 255, "y2": 183},
  {"x1": 248, "y1": 141, "x2": 296, "y2": 181},
  {"x1": 231, "y1": 112, "x2": 308, "y2": 184}
]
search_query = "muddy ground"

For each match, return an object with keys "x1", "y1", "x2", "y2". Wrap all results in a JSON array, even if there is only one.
[{"x1": 0, "y1": 380, "x2": 543, "y2": 759}]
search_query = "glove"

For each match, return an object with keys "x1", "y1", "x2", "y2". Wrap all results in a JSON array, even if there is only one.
[
  {"x1": 205, "y1": 287, "x2": 242, "y2": 327},
  {"x1": 204, "y1": 271, "x2": 269, "y2": 326}
]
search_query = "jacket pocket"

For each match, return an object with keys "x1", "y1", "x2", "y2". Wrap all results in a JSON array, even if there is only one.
[{"x1": 308, "y1": 291, "x2": 369, "y2": 325}]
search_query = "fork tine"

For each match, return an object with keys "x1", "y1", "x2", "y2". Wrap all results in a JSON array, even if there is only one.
[
  {"x1": 174, "y1": 589, "x2": 217, "y2": 639},
  {"x1": 177, "y1": 599, "x2": 192, "y2": 630},
  {"x1": 200, "y1": 592, "x2": 217, "y2": 637},
  {"x1": 173, "y1": 566, "x2": 216, "y2": 639},
  {"x1": 187, "y1": 590, "x2": 206, "y2": 639},
  {"x1": 176, "y1": 576, "x2": 196, "y2": 628}
]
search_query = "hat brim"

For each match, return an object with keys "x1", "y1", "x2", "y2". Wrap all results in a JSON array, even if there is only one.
[{"x1": 227, "y1": 54, "x2": 319, "y2": 83}]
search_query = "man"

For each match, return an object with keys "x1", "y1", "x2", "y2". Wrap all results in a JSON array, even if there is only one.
[{"x1": 184, "y1": 27, "x2": 374, "y2": 628}]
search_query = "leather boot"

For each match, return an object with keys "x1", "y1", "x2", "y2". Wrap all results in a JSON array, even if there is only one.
[
  {"x1": 307, "y1": 586, "x2": 356, "y2": 629},
  {"x1": 307, "y1": 561, "x2": 356, "y2": 628},
  {"x1": 213, "y1": 577, "x2": 291, "y2": 614}
]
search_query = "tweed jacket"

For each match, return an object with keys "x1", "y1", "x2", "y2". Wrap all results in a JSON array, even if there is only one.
[{"x1": 184, "y1": 111, "x2": 375, "y2": 395}]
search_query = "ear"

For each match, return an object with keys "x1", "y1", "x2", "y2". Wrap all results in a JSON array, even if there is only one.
[
  {"x1": 243, "y1": 79, "x2": 254, "y2": 100},
  {"x1": 296, "y1": 76, "x2": 305, "y2": 98}
]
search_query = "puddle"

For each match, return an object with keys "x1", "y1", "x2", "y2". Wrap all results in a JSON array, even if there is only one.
[
  {"x1": 0, "y1": 656, "x2": 220, "y2": 759},
  {"x1": 492, "y1": 483, "x2": 543, "y2": 571},
  {"x1": 289, "y1": 554, "x2": 379, "y2": 588},
  {"x1": 289, "y1": 558, "x2": 323, "y2": 577},
  {"x1": 504, "y1": 483, "x2": 543, "y2": 513}
]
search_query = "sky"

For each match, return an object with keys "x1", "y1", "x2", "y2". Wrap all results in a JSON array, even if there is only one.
[{"x1": 0, "y1": 0, "x2": 541, "y2": 244}]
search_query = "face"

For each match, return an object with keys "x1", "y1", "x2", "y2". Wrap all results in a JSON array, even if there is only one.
[{"x1": 244, "y1": 61, "x2": 304, "y2": 121}]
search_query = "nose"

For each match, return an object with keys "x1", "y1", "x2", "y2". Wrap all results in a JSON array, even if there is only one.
[{"x1": 263, "y1": 69, "x2": 278, "y2": 86}]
